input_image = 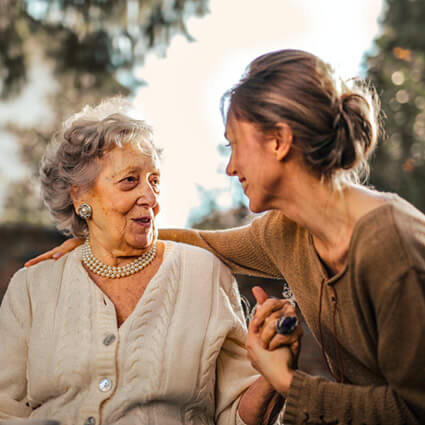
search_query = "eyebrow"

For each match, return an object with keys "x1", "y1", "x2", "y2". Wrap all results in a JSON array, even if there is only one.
[{"x1": 114, "y1": 165, "x2": 161, "y2": 178}]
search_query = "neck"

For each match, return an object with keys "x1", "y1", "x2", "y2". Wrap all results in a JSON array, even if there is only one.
[
  {"x1": 276, "y1": 176, "x2": 353, "y2": 242},
  {"x1": 82, "y1": 238, "x2": 158, "y2": 279},
  {"x1": 87, "y1": 234, "x2": 156, "y2": 267},
  {"x1": 271, "y1": 170, "x2": 387, "y2": 273}
]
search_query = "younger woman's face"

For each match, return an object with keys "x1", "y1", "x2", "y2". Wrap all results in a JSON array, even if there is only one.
[{"x1": 224, "y1": 115, "x2": 285, "y2": 213}]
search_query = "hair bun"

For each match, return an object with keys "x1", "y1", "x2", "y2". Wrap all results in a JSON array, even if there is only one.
[
  {"x1": 330, "y1": 90, "x2": 378, "y2": 173},
  {"x1": 223, "y1": 49, "x2": 381, "y2": 187}
]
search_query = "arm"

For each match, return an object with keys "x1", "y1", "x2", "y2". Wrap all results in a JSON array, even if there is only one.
[
  {"x1": 238, "y1": 377, "x2": 283, "y2": 425},
  {"x1": 0, "y1": 270, "x2": 32, "y2": 419},
  {"x1": 214, "y1": 269, "x2": 284, "y2": 425},
  {"x1": 26, "y1": 211, "x2": 286, "y2": 277},
  {"x1": 239, "y1": 287, "x2": 302, "y2": 423},
  {"x1": 250, "y1": 268, "x2": 425, "y2": 425},
  {"x1": 159, "y1": 211, "x2": 283, "y2": 279}
]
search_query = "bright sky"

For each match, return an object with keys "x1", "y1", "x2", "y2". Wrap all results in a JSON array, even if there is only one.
[
  {"x1": 134, "y1": 0, "x2": 384, "y2": 227},
  {"x1": 0, "y1": 0, "x2": 384, "y2": 227}
]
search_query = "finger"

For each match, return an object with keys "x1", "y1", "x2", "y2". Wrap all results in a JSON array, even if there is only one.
[
  {"x1": 24, "y1": 238, "x2": 84, "y2": 267},
  {"x1": 245, "y1": 328, "x2": 264, "y2": 361},
  {"x1": 252, "y1": 286, "x2": 269, "y2": 305},
  {"x1": 251, "y1": 299, "x2": 283, "y2": 333},
  {"x1": 260, "y1": 313, "x2": 301, "y2": 348},
  {"x1": 258, "y1": 310, "x2": 287, "y2": 346},
  {"x1": 252, "y1": 298, "x2": 293, "y2": 329},
  {"x1": 25, "y1": 249, "x2": 62, "y2": 267},
  {"x1": 268, "y1": 325, "x2": 303, "y2": 350},
  {"x1": 290, "y1": 339, "x2": 302, "y2": 368},
  {"x1": 291, "y1": 340, "x2": 301, "y2": 358}
]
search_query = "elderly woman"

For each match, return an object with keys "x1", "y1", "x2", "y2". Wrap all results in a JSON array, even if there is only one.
[{"x1": 0, "y1": 100, "x2": 285, "y2": 425}]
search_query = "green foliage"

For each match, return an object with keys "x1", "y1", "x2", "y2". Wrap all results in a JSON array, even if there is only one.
[
  {"x1": 366, "y1": 0, "x2": 425, "y2": 211},
  {"x1": 1, "y1": 0, "x2": 209, "y2": 99},
  {"x1": 0, "y1": 3, "x2": 28, "y2": 99},
  {"x1": 0, "y1": 0, "x2": 209, "y2": 225}
]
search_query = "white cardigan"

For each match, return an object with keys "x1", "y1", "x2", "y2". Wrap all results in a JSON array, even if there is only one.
[{"x1": 0, "y1": 241, "x2": 259, "y2": 425}]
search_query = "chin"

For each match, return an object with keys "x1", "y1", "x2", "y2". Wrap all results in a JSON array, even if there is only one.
[
  {"x1": 130, "y1": 233, "x2": 155, "y2": 251},
  {"x1": 248, "y1": 199, "x2": 267, "y2": 214}
]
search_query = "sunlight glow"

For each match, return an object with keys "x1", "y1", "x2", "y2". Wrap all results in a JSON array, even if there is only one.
[{"x1": 133, "y1": 0, "x2": 384, "y2": 227}]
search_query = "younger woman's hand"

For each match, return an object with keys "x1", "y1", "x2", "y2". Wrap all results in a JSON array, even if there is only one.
[
  {"x1": 24, "y1": 238, "x2": 84, "y2": 267},
  {"x1": 251, "y1": 286, "x2": 303, "y2": 357},
  {"x1": 246, "y1": 286, "x2": 300, "y2": 396}
]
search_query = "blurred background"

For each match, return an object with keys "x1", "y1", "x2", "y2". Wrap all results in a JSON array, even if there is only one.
[{"x1": 1, "y1": 0, "x2": 424, "y2": 377}]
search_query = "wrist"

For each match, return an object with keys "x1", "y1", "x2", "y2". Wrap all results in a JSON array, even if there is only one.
[
  {"x1": 274, "y1": 368, "x2": 294, "y2": 396},
  {"x1": 238, "y1": 376, "x2": 283, "y2": 425},
  {"x1": 256, "y1": 375, "x2": 279, "y2": 394}
]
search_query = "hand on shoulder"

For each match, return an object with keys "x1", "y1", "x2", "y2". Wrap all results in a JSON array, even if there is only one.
[{"x1": 25, "y1": 238, "x2": 84, "y2": 267}]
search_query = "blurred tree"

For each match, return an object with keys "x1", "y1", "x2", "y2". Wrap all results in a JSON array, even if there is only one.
[
  {"x1": 1, "y1": 0, "x2": 209, "y2": 99},
  {"x1": 187, "y1": 143, "x2": 248, "y2": 229},
  {"x1": 0, "y1": 0, "x2": 209, "y2": 224},
  {"x1": 366, "y1": 0, "x2": 425, "y2": 211}
]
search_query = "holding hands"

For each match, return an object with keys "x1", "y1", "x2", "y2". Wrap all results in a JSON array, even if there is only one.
[{"x1": 246, "y1": 286, "x2": 302, "y2": 396}]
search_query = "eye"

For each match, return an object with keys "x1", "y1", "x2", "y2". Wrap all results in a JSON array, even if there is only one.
[
  {"x1": 150, "y1": 175, "x2": 160, "y2": 193},
  {"x1": 123, "y1": 176, "x2": 137, "y2": 182},
  {"x1": 119, "y1": 175, "x2": 139, "y2": 190}
]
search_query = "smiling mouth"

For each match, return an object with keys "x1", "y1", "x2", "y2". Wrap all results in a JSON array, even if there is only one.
[
  {"x1": 132, "y1": 217, "x2": 152, "y2": 227},
  {"x1": 239, "y1": 178, "x2": 247, "y2": 193}
]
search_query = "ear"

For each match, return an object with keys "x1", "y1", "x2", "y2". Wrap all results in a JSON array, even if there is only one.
[{"x1": 273, "y1": 123, "x2": 293, "y2": 161}]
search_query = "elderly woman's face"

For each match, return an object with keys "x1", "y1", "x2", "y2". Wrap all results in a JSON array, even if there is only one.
[{"x1": 79, "y1": 142, "x2": 160, "y2": 255}]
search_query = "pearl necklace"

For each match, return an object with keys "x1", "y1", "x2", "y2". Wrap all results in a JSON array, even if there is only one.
[{"x1": 82, "y1": 238, "x2": 157, "y2": 278}]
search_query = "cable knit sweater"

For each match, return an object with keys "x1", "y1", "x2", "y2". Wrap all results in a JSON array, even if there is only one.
[
  {"x1": 0, "y1": 241, "x2": 259, "y2": 425},
  {"x1": 161, "y1": 195, "x2": 425, "y2": 425}
]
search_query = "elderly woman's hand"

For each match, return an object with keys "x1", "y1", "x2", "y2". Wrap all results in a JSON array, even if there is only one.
[
  {"x1": 246, "y1": 288, "x2": 300, "y2": 396},
  {"x1": 246, "y1": 332, "x2": 294, "y2": 396},
  {"x1": 250, "y1": 286, "x2": 302, "y2": 359},
  {"x1": 24, "y1": 238, "x2": 84, "y2": 267}
]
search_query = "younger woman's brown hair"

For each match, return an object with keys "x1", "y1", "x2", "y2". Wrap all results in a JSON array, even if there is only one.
[{"x1": 222, "y1": 49, "x2": 381, "y2": 187}]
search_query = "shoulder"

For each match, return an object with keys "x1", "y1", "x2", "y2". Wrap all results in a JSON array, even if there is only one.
[
  {"x1": 164, "y1": 240, "x2": 237, "y2": 294},
  {"x1": 251, "y1": 209, "x2": 299, "y2": 235},
  {"x1": 389, "y1": 197, "x2": 425, "y2": 270},
  {"x1": 251, "y1": 210, "x2": 306, "y2": 268},
  {"x1": 6, "y1": 251, "x2": 77, "y2": 302},
  {"x1": 247, "y1": 210, "x2": 302, "y2": 257},
  {"x1": 22, "y1": 251, "x2": 72, "y2": 284},
  {"x1": 350, "y1": 195, "x2": 425, "y2": 285},
  {"x1": 165, "y1": 240, "x2": 230, "y2": 271}
]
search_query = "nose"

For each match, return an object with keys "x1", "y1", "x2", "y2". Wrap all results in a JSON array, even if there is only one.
[
  {"x1": 225, "y1": 153, "x2": 236, "y2": 177},
  {"x1": 136, "y1": 180, "x2": 158, "y2": 208}
]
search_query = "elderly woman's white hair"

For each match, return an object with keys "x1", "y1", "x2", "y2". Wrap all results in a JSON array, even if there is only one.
[{"x1": 40, "y1": 97, "x2": 160, "y2": 238}]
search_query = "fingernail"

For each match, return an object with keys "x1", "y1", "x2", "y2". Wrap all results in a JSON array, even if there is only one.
[{"x1": 52, "y1": 252, "x2": 62, "y2": 259}]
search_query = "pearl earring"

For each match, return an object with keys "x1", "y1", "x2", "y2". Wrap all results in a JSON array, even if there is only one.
[{"x1": 77, "y1": 203, "x2": 92, "y2": 220}]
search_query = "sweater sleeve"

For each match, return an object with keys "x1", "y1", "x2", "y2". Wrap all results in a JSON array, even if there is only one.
[
  {"x1": 0, "y1": 269, "x2": 32, "y2": 419},
  {"x1": 159, "y1": 211, "x2": 283, "y2": 279},
  {"x1": 213, "y1": 266, "x2": 261, "y2": 425},
  {"x1": 283, "y1": 267, "x2": 425, "y2": 425}
]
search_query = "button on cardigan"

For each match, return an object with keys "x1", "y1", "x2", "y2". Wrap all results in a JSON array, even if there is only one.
[{"x1": 0, "y1": 241, "x2": 259, "y2": 425}]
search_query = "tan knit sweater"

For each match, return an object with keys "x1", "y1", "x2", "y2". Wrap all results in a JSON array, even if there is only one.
[
  {"x1": 161, "y1": 195, "x2": 425, "y2": 425},
  {"x1": 0, "y1": 241, "x2": 259, "y2": 425}
]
